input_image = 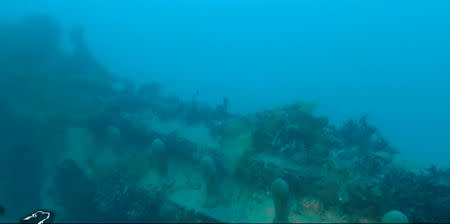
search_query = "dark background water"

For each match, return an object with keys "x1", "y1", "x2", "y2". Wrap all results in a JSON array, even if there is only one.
[{"x1": 2, "y1": 0, "x2": 449, "y2": 167}]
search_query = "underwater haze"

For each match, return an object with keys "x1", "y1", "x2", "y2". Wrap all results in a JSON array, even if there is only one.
[
  {"x1": 1, "y1": 0, "x2": 450, "y2": 223},
  {"x1": 3, "y1": 0, "x2": 450, "y2": 166},
  {"x1": 6, "y1": 0, "x2": 450, "y2": 169}
]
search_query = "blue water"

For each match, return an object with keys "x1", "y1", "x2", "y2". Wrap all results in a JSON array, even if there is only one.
[
  {"x1": 3, "y1": 0, "x2": 450, "y2": 166},
  {"x1": 2, "y1": 1, "x2": 450, "y2": 223}
]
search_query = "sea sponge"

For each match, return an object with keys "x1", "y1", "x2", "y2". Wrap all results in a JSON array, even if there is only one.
[
  {"x1": 381, "y1": 210, "x2": 409, "y2": 223},
  {"x1": 200, "y1": 155, "x2": 217, "y2": 195},
  {"x1": 219, "y1": 118, "x2": 254, "y2": 174},
  {"x1": 150, "y1": 138, "x2": 168, "y2": 180},
  {"x1": 199, "y1": 155, "x2": 219, "y2": 207},
  {"x1": 271, "y1": 178, "x2": 290, "y2": 223}
]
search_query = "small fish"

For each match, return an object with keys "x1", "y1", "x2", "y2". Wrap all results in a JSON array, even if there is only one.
[{"x1": 0, "y1": 205, "x2": 4, "y2": 215}]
